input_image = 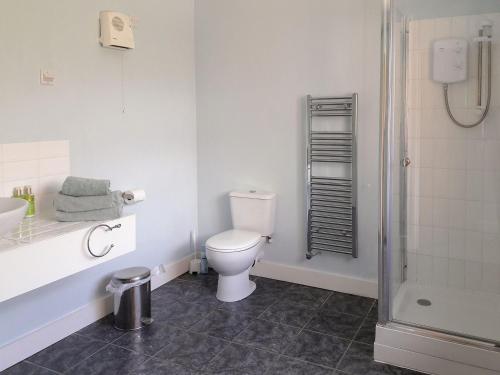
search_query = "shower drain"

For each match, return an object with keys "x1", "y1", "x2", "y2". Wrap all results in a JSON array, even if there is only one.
[{"x1": 417, "y1": 298, "x2": 432, "y2": 306}]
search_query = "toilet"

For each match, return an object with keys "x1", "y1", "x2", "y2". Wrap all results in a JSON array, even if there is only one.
[{"x1": 205, "y1": 190, "x2": 276, "y2": 302}]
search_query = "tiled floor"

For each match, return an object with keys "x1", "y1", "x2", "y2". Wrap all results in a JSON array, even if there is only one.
[{"x1": 3, "y1": 270, "x2": 424, "y2": 375}]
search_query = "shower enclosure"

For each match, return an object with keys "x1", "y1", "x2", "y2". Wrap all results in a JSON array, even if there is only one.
[{"x1": 377, "y1": 0, "x2": 500, "y2": 373}]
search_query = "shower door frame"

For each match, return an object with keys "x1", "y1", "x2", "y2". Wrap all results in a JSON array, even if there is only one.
[{"x1": 378, "y1": 0, "x2": 500, "y2": 357}]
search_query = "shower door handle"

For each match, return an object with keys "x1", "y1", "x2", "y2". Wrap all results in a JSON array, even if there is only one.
[{"x1": 402, "y1": 157, "x2": 411, "y2": 168}]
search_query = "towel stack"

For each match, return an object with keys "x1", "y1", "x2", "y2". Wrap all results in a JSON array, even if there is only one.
[{"x1": 54, "y1": 177, "x2": 123, "y2": 222}]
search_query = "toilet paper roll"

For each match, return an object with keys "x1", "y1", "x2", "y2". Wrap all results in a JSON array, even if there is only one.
[{"x1": 123, "y1": 189, "x2": 146, "y2": 205}]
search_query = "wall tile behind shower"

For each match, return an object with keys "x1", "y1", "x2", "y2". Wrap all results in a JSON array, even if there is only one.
[
  {"x1": 449, "y1": 229, "x2": 466, "y2": 259},
  {"x1": 482, "y1": 233, "x2": 500, "y2": 264},
  {"x1": 416, "y1": 18, "x2": 435, "y2": 50},
  {"x1": 448, "y1": 259, "x2": 465, "y2": 288},
  {"x1": 434, "y1": 18, "x2": 452, "y2": 40},
  {"x1": 432, "y1": 257, "x2": 449, "y2": 286},
  {"x1": 448, "y1": 200, "x2": 466, "y2": 229},
  {"x1": 482, "y1": 263, "x2": 500, "y2": 293},
  {"x1": 465, "y1": 261, "x2": 483, "y2": 291},
  {"x1": 465, "y1": 170, "x2": 483, "y2": 201},
  {"x1": 408, "y1": 14, "x2": 500, "y2": 295},
  {"x1": 417, "y1": 254, "x2": 433, "y2": 285},
  {"x1": 465, "y1": 231, "x2": 483, "y2": 262}
]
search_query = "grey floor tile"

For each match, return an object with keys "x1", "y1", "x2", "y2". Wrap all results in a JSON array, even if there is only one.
[
  {"x1": 284, "y1": 330, "x2": 349, "y2": 369},
  {"x1": 152, "y1": 299, "x2": 214, "y2": 329},
  {"x1": 322, "y1": 292, "x2": 375, "y2": 317},
  {"x1": 69, "y1": 344, "x2": 149, "y2": 375},
  {"x1": 177, "y1": 268, "x2": 219, "y2": 283},
  {"x1": 155, "y1": 278, "x2": 220, "y2": 308},
  {"x1": 259, "y1": 301, "x2": 315, "y2": 328},
  {"x1": 338, "y1": 342, "x2": 424, "y2": 375},
  {"x1": 305, "y1": 310, "x2": 364, "y2": 340},
  {"x1": 154, "y1": 280, "x2": 199, "y2": 301},
  {"x1": 221, "y1": 291, "x2": 279, "y2": 315},
  {"x1": 282, "y1": 284, "x2": 331, "y2": 309},
  {"x1": 182, "y1": 283, "x2": 222, "y2": 307},
  {"x1": 354, "y1": 319, "x2": 376, "y2": 345},
  {"x1": 113, "y1": 323, "x2": 184, "y2": 355},
  {"x1": 368, "y1": 301, "x2": 379, "y2": 321},
  {"x1": 234, "y1": 319, "x2": 300, "y2": 353},
  {"x1": 265, "y1": 356, "x2": 335, "y2": 375},
  {"x1": 77, "y1": 314, "x2": 125, "y2": 343},
  {"x1": 253, "y1": 277, "x2": 294, "y2": 295},
  {"x1": 205, "y1": 343, "x2": 278, "y2": 375},
  {"x1": 190, "y1": 309, "x2": 254, "y2": 340},
  {"x1": 151, "y1": 287, "x2": 181, "y2": 306},
  {"x1": 5, "y1": 276, "x2": 402, "y2": 375},
  {"x1": 3, "y1": 361, "x2": 59, "y2": 375},
  {"x1": 154, "y1": 332, "x2": 228, "y2": 369},
  {"x1": 130, "y1": 357, "x2": 200, "y2": 375},
  {"x1": 27, "y1": 334, "x2": 107, "y2": 373}
]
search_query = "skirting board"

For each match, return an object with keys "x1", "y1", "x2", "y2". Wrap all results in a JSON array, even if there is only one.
[
  {"x1": 250, "y1": 259, "x2": 378, "y2": 299},
  {"x1": 0, "y1": 255, "x2": 192, "y2": 372}
]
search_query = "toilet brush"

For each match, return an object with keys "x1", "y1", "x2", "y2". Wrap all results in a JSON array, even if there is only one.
[
  {"x1": 200, "y1": 247, "x2": 208, "y2": 274},
  {"x1": 189, "y1": 230, "x2": 201, "y2": 274}
]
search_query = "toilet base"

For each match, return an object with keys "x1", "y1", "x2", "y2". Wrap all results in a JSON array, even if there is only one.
[{"x1": 216, "y1": 268, "x2": 256, "y2": 302}]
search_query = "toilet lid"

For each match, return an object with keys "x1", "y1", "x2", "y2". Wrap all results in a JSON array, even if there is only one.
[{"x1": 206, "y1": 229, "x2": 261, "y2": 252}]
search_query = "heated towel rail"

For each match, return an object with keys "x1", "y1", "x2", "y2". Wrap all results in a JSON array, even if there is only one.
[{"x1": 306, "y1": 94, "x2": 358, "y2": 259}]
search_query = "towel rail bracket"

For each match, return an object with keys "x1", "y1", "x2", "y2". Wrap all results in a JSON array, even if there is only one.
[{"x1": 87, "y1": 223, "x2": 122, "y2": 258}]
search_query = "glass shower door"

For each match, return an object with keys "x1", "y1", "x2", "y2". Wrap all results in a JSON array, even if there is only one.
[{"x1": 383, "y1": 0, "x2": 500, "y2": 345}]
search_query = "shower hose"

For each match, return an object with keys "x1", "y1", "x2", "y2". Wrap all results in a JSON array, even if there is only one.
[{"x1": 443, "y1": 40, "x2": 492, "y2": 128}]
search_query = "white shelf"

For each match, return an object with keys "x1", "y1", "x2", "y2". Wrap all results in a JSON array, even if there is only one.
[
  {"x1": 1, "y1": 217, "x2": 88, "y2": 248},
  {"x1": 0, "y1": 214, "x2": 136, "y2": 303}
]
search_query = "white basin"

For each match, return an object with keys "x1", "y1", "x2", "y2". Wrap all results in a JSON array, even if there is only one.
[{"x1": 0, "y1": 198, "x2": 28, "y2": 236}]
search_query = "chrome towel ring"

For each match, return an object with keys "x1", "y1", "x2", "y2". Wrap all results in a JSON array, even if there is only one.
[{"x1": 87, "y1": 223, "x2": 122, "y2": 258}]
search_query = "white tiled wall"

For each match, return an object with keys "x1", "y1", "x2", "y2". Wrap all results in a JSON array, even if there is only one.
[
  {"x1": 0, "y1": 141, "x2": 70, "y2": 212},
  {"x1": 407, "y1": 14, "x2": 500, "y2": 295}
]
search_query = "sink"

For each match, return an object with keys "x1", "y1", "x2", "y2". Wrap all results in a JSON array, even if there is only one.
[{"x1": 0, "y1": 198, "x2": 28, "y2": 236}]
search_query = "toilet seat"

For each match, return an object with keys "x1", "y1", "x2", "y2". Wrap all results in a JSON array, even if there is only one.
[{"x1": 206, "y1": 229, "x2": 261, "y2": 252}]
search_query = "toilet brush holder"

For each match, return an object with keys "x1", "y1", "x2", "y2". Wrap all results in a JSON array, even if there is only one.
[{"x1": 189, "y1": 259, "x2": 201, "y2": 274}]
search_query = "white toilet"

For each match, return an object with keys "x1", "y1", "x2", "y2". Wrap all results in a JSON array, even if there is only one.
[{"x1": 205, "y1": 190, "x2": 276, "y2": 302}]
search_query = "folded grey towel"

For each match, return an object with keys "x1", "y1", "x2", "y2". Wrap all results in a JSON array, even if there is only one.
[
  {"x1": 54, "y1": 191, "x2": 123, "y2": 213},
  {"x1": 61, "y1": 176, "x2": 111, "y2": 197},
  {"x1": 55, "y1": 205, "x2": 123, "y2": 222}
]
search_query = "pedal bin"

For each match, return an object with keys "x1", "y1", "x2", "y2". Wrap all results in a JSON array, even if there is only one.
[{"x1": 111, "y1": 266, "x2": 152, "y2": 330}]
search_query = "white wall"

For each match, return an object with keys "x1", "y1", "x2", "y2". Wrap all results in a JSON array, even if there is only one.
[
  {"x1": 0, "y1": 0, "x2": 197, "y2": 345},
  {"x1": 397, "y1": 0, "x2": 500, "y2": 20},
  {"x1": 195, "y1": 0, "x2": 381, "y2": 282},
  {"x1": 406, "y1": 13, "x2": 500, "y2": 294}
]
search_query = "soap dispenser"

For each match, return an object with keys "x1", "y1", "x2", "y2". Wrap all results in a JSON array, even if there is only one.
[
  {"x1": 12, "y1": 186, "x2": 22, "y2": 198},
  {"x1": 22, "y1": 185, "x2": 36, "y2": 218}
]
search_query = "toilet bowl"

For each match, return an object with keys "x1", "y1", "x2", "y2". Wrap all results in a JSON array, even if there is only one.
[
  {"x1": 206, "y1": 229, "x2": 263, "y2": 302},
  {"x1": 205, "y1": 190, "x2": 276, "y2": 302}
]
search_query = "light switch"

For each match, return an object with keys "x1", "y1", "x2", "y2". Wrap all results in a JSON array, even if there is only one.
[{"x1": 40, "y1": 69, "x2": 55, "y2": 86}]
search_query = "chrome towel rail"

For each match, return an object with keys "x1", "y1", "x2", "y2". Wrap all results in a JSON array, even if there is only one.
[{"x1": 306, "y1": 94, "x2": 358, "y2": 259}]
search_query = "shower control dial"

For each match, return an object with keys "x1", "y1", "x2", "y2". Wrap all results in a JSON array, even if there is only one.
[{"x1": 402, "y1": 157, "x2": 411, "y2": 168}]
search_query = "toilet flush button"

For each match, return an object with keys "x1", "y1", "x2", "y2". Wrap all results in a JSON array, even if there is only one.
[{"x1": 249, "y1": 190, "x2": 256, "y2": 193}]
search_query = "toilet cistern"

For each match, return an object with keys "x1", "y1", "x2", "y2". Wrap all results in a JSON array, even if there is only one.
[{"x1": 205, "y1": 190, "x2": 276, "y2": 302}]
